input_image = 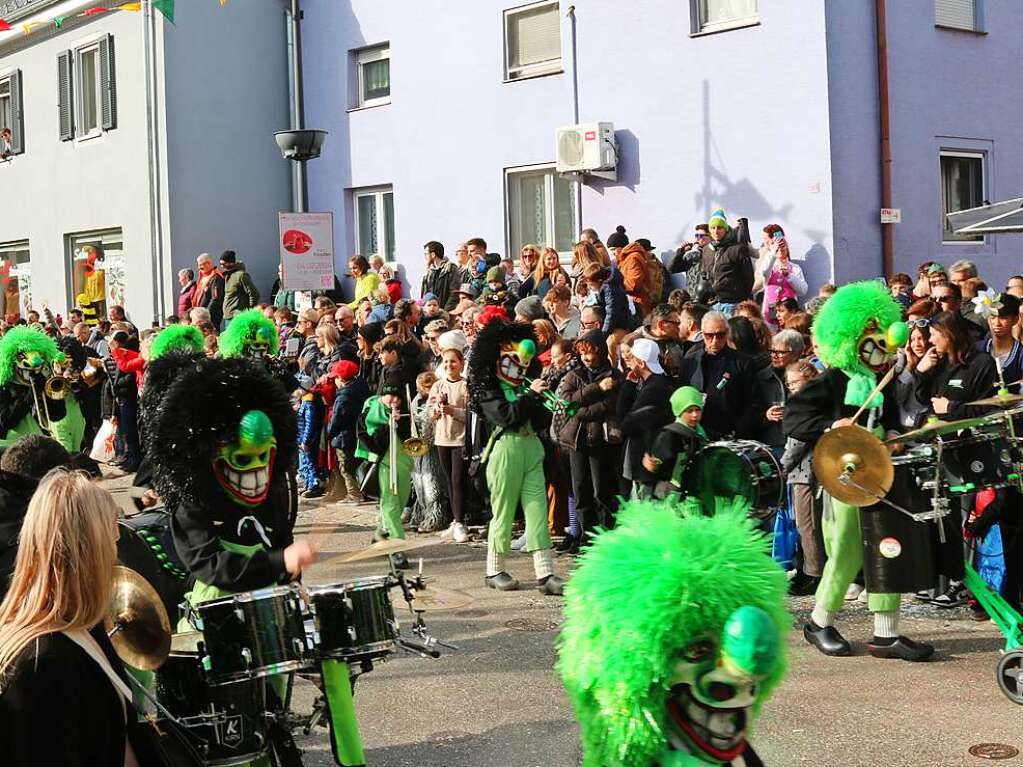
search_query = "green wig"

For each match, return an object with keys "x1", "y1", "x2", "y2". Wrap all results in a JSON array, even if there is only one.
[
  {"x1": 150, "y1": 324, "x2": 204, "y2": 360},
  {"x1": 811, "y1": 280, "x2": 900, "y2": 374},
  {"x1": 557, "y1": 498, "x2": 788, "y2": 767},
  {"x1": 218, "y1": 309, "x2": 280, "y2": 359},
  {"x1": 0, "y1": 327, "x2": 62, "y2": 386}
]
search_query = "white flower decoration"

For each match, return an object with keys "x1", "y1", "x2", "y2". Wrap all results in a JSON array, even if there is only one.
[{"x1": 973, "y1": 288, "x2": 1003, "y2": 319}]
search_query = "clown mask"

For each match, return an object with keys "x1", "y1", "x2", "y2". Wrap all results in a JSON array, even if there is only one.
[
  {"x1": 244, "y1": 325, "x2": 275, "y2": 359},
  {"x1": 213, "y1": 410, "x2": 276, "y2": 507},
  {"x1": 496, "y1": 338, "x2": 536, "y2": 387},
  {"x1": 857, "y1": 318, "x2": 908, "y2": 373},
  {"x1": 666, "y1": 606, "x2": 780, "y2": 764},
  {"x1": 13, "y1": 350, "x2": 52, "y2": 386}
]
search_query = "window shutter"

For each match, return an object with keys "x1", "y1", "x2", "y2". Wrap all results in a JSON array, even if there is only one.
[
  {"x1": 9, "y1": 70, "x2": 24, "y2": 155},
  {"x1": 509, "y1": 4, "x2": 561, "y2": 70},
  {"x1": 57, "y1": 50, "x2": 74, "y2": 141},
  {"x1": 100, "y1": 34, "x2": 117, "y2": 130},
  {"x1": 935, "y1": 0, "x2": 976, "y2": 30}
]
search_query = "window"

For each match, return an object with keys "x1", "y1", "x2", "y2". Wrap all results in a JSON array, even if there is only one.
[
  {"x1": 935, "y1": 0, "x2": 981, "y2": 32},
  {"x1": 0, "y1": 240, "x2": 30, "y2": 320},
  {"x1": 355, "y1": 45, "x2": 390, "y2": 108},
  {"x1": 67, "y1": 229, "x2": 125, "y2": 312},
  {"x1": 504, "y1": 2, "x2": 562, "y2": 81},
  {"x1": 506, "y1": 166, "x2": 577, "y2": 256},
  {"x1": 58, "y1": 35, "x2": 116, "y2": 141},
  {"x1": 695, "y1": 0, "x2": 758, "y2": 33},
  {"x1": 0, "y1": 70, "x2": 24, "y2": 157},
  {"x1": 353, "y1": 187, "x2": 395, "y2": 261},
  {"x1": 941, "y1": 152, "x2": 984, "y2": 243}
]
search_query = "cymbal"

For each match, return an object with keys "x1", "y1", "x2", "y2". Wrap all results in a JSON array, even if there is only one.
[
  {"x1": 813, "y1": 426, "x2": 893, "y2": 507},
  {"x1": 889, "y1": 415, "x2": 994, "y2": 444},
  {"x1": 329, "y1": 537, "x2": 442, "y2": 564},
  {"x1": 105, "y1": 565, "x2": 171, "y2": 671},
  {"x1": 410, "y1": 586, "x2": 473, "y2": 612},
  {"x1": 967, "y1": 393, "x2": 1023, "y2": 408}
]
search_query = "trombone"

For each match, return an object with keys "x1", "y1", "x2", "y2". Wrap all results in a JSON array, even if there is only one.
[
  {"x1": 387, "y1": 386, "x2": 432, "y2": 494},
  {"x1": 521, "y1": 376, "x2": 578, "y2": 418}
]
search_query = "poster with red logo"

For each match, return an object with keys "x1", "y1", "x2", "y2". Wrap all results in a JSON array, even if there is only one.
[{"x1": 278, "y1": 212, "x2": 335, "y2": 291}]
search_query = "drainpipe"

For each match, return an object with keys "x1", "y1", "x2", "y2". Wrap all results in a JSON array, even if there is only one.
[
  {"x1": 286, "y1": 0, "x2": 307, "y2": 212},
  {"x1": 566, "y1": 5, "x2": 582, "y2": 233},
  {"x1": 143, "y1": 0, "x2": 166, "y2": 322},
  {"x1": 876, "y1": 0, "x2": 894, "y2": 277}
]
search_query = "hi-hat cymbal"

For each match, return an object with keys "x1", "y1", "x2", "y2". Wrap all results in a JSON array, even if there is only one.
[
  {"x1": 410, "y1": 586, "x2": 473, "y2": 612},
  {"x1": 105, "y1": 565, "x2": 171, "y2": 671},
  {"x1": 889, "y1": 415, "x2": 994, "y2": 444},
  {"x1": 329, "y1": 537, "x2": 442, "y2": 564},
  {"x1": 813, "y1": 426, "x2": 894, "y2": 507},
  {"x1": 967, "y1": 393, "x2": 1023, "y2": 408}
]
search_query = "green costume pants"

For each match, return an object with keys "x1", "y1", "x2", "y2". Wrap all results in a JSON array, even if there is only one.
[
  {"x1": 486, "y1": 430, "x2": 551, "y2": 554},
  {"x1": 814, "y1": 497, "x2": 900, "y2": 613},
  {"x1": 378, "y1": 451, "x2": 413, "y2": 540}
]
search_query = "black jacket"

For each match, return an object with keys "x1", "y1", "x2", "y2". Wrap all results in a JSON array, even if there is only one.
[
  {"x1": 914, "y1": 349, "x2": 997, "y2": 422},
  {"x1": 679, "y1": 346, "x2": 761, "y2": 440},
  {"x1": 783, "y1": 366, "x2": 901, "y2": 445},
  {"x1": 0, "y1": 472, "x2": 35, "y2": 602},
  {"x1": 195, "y1": 272, "x2": 226, "y2": 327},
  {"x1": 326, "y1": 376, "x2": 370, "y2": 453},
  {"x1": 756, "y1": 364, "x2": 788, "y2": 447},
  {"x1": 700, "y1": 231, "x2": 755, "y2": 304},
  {"x1": 421, "y1": 259, "x2": 462, "y2": 311},
  {"x1": 556, "y1": 362, "x2": 621, "y2": 450},
  {"x1": 617, "y1": 372, "x2": 674, "y2": 479}
]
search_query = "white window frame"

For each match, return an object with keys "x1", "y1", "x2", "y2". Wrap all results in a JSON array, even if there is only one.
[
  {"x1": 692, "y1": 0, "x2": 760, "y2": 35},
  {"x1": 0, "y1": 77, "x2": 11, "y2": 136},
  {"x1": 66, "y1": 228, "x2": 125, "y2": 310},
  {"x1": 74, "y1": 41, "x2": 102, "y2": 141},
  {"x1": 935, "y1": 0, "x2": 985, "y2": 33},
  {"x1": 504, "y1": 164, "x2": 578, "y2": 259},
  {"x1": 355, "y1": 44, "x2": 391, "y2": 109},
  {"x1": 352, "y1": 186, "x2": 395, "y2": 261},
  {"x1": 940, "y1": 150, "x2": 986, "y2": 245},
  {"x1": 503, "y1": 1, "x2": 563, "y2": 82}
]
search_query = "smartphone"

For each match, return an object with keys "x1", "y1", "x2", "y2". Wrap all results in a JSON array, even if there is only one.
[
  {"x1": 285, "y1": 337, "x2": 301, "y2": 357},
  {"x1": 772, "y1": 230, "x2": 785, "y2": 240}
]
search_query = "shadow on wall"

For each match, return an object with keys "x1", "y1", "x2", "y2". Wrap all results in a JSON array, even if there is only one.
[{"x1": 587, "y1": 129, "x2": 641, "y2": 196}]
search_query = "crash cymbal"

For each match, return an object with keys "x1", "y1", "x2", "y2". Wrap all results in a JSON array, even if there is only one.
[
  {"x1": 813, "y1": 426, "x2": 894, "y2": 507},
  {"x1": 105, "y1": 565, "x2": 171, "y2": 671},
  {"x1": 889, "y1": 415, "x2": 995, "y2": 444},
  {"x1": 330, "y1": 537, "x2": 442, "y2": 564},
  {"x1": 967, "y1": 393, "x2": 1023, "y2": 408},
  {"x1": 410, "y1": 586, "x2": 473, "y2": 612}
]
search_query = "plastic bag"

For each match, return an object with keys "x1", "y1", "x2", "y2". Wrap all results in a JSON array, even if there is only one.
[{"x1": 89, "y1": 417, "x2": 117, "y2": 463}]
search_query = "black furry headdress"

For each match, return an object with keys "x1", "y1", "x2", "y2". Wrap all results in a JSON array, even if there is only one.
[
  {"x1": 139, "y1": 349, "x2": 205, "y2": 445},
  {"x1": 144, "y1": 356, "x2": 297, "y2": 508},
  {"x1": 467, "y1": 318, "x2": 538, "y2": 413}
]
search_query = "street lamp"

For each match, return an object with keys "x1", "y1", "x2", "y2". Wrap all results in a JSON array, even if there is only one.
[{"x1": 274, "y1": 129, "x2": 328, "y2": 213}]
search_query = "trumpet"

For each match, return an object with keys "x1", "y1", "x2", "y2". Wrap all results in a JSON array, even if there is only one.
[{"x1": 522, "y1": 376, "x2": 578, "y2": 418}]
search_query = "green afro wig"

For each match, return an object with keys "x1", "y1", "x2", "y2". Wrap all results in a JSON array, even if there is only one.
[
  {"x1": 558, "y1": 498, "x2": 789, "y2": 767},
  {"x1": 811, "y1": 280, "x2": 901, "y2": 373},
  {"x1": 218, "y1": 309, "x2": 279, "y2": 358},
  {"x1": 150, "y1": 324, "x2": 204, "y2": 360},
  {"x1": 0, "y1": 327, "x2": 62, "y2": 386}
]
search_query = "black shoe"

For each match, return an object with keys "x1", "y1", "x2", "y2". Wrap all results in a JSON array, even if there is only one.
[
  {"x1": 789, "y1": 573, "x2": 821, "y2": 597},
  {"x1": 537, "y1": 575, "x2": 565, "y2": 596},
  {"x1": 803, "y1": 621, "x2": 852, "y2": 656},
  {"x1": 485, "y1": 572, "x2": 519, "y2": 591},
  {"x1": 931, "y1": 582, "x2": 966, "y2": 609},
  {"x1": 867, "y1": 635, "x2": 934, "y2": 661},
  {"x1": 555, "y1": 533, "x2": 578, "y2": 553}
]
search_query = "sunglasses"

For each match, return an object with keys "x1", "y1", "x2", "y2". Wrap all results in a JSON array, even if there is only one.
[
  {"x1": 935, "y1": 296, "x2": 955, "y2": 304},
  {"x1": 909, "y1": 318, "x2": 931, "y2": 328}
]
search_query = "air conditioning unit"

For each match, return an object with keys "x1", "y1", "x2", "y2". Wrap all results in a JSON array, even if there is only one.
[{"x1": 555, "y1": 121, "x2": 617, "y2": 174}]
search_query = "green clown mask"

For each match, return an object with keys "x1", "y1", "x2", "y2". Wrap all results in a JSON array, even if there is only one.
[
  {"x1": 213, "y1": 409, "x2": 277, "y2": 507},
  {"x1": 244, "y1": 324, "x2": 275, "y2": 359},
  {"x1": 496, "y1": 338, "x2": 536, "y2": 387},
  {"x1": 13, "y1": 349, "x2": 52, "y2": 386}
]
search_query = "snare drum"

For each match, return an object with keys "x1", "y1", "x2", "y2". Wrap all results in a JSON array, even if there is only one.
[
  {"x1": 154, "y1": 632, "x2": 268, "y2": 766},
  {"x1": 698, "y1": 440, "x2": 784, "y2": 515},
  {"x1": 196, "y1": 585, "x2": 310, "y2": 685},
  {"x1": 117, "y1": 512, "x2": 192, "y2": 622},
  {"x1": 941, "y1": 430, "x2": 1015, "y2": 493},
  {"x1": 308, "y1": 577, "x2": 398, "y2": 661}
]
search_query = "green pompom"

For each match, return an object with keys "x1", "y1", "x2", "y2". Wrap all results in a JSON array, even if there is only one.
[{"x1": 886, "y1": 320, "x2": 909, "y2": 349}]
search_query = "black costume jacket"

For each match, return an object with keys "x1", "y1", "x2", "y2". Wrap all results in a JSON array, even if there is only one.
[{"x1": 783, "y1": 367, "x2": 900, "y2": 446}]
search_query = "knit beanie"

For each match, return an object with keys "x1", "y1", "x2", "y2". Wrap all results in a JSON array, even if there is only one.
[
  {"x1": 485, "y1": 265, "x2": 506, "y2": 284},
  {"x1": 606, "y1": 225, "x2": 629, "y2": 249},
  {"x1": 707, "y1": 209, "x2": 730, "y2": 231},
  {"x1": 671, "y1": 385, "x2": 704, "y2": 418},
  {"x1": 438, "y1": 329, "x2": 467, "y2": 352},
  {"x1": 515, "y1": 295, "x2": 545, "y2": 322},
  {"x1": 358, "y1": 321, "x2": 385, "y2": 346},
  {"x1": 330, "y1": 359, "x2": 359, "y2": 381}
]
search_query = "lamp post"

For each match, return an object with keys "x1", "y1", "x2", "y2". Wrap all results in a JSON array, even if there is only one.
[{"x1": 274, "y1": 129, "x2": 328, "y2": 213}]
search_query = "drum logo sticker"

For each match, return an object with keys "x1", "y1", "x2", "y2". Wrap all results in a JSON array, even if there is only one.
[
  {"x1": 970, "y1": 460, "x2": 985, "y2": 474},
  {"x1": 879, "y1": 537, "x2": 902, "y2": 559},
  {"x1": 220, "y1": 715, "x2": 244, "y2": 748}
]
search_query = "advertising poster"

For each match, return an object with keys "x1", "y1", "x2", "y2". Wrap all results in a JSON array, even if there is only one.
[{"x1": 279, "y1": 212, "x2": 335, "y2": 291}]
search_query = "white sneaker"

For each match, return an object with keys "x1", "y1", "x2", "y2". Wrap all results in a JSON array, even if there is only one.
[
  {"x1": 451, "y1": 522, "x2": 469, "y2": 543},
  {"x1": 844, "y1": 583, "x2": 864, "y2": 601},
  {"x1": 438, "y1": 524, "x2": 455, "y2": 541}
]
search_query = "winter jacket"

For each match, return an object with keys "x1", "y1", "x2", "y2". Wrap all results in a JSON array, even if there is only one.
[
  {"x1": 556, "y1": 362, "x2": 620, "y2": 450},
  {"x1": 679, "y1": 346, "x2": 762, "y2": 440},
  {"x1": 617, "y1": 243, "x2": 654, "y2": 317},
  {"x1": 699, "y1": 230, "x2": 755, "y2": 304},
  {"x1": 759, "y1": 256, "x2": 807, "y2": 323},
  {"x1": 593, "y1": 270, "x2": 632, "y2": 335},
  {"x1": 193, "y1": 270, "x2": 225, "y2": 327},
  {"x1": 177, "y1": 281, "x2": 197, "y2": 318},
  {"x1": 623, "y1": 326, "x2": 687, "y2": 382},
  {"x1": 756, "y1": 364, "x2": 788, "y2": 447},
  {"x1": 427, "y1": 377, "x2": 468, "y2": 446},
  {"x1": 783, "y1": 366, "x2": 901, "y2": 446},
  {"x1": 222, "y1": 262, "x2": 260, "y2": 320},
  {"x1": 325, "y1": 377, "x2": 369, "y2": 453},
  {"x1": 111, "y1": 346, "x2": 146, "y2": 394},
  {"x1": 421, "y1": 259, "x2": 462, "y2": 311},
  {"x1": 616, "y1": 372, "x2": 674, "y2": 480},
  {"x1": 914, "y1": 349, "x2": 998, "y2": 422},
  {"x1": 348, "y1": 272, "x2": 381, "y2": 310}
]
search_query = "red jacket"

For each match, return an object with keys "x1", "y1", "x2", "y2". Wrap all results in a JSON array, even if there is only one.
[{"x1": 111, "y1": 347, "x2": 146, "y2": 394}]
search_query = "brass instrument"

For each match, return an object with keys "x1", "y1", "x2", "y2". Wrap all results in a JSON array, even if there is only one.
[
  {"x1": 402, "y1": 384, "x2": 431, "y2": 458},
  {"x1": 388, "y1": 404, "x2": 400, "y2": 494},
  {"x1": 44, "y1": 375, "x2": 68, "y2": 400},
  {"x1": 522, "y1": 376, "x2": 578, "y2": 418}
]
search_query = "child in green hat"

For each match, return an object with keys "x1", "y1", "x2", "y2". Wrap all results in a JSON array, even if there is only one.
[{"x1": 639, "y1": 385, "x2": 708, "y2": 500}]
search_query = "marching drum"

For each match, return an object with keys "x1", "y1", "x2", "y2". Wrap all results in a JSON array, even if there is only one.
[
  {"x1": 154, "y1": 632, "x2": 269, "y2": 766},
  {"x1": 196, "y1": 585, "x2": 310, "y2": 685},
  {"x1": 117, "y1": 511, "x2": 192, "y2": 622},
  {"x1": 698, "y1": 440, "x2": 784, "y2": 516},
  {"x1": 942, "y1": 430, "x2": 1017, "y2": 493},
  {"x1": 307, "y1": 577, "x2": 399, "y2": 661}
]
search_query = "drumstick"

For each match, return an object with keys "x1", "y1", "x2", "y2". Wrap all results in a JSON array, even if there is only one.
[{"x1": 850, "y1": 366, "x2": 896, "y2": 425}]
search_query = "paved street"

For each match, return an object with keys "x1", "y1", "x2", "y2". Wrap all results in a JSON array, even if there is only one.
[{"x1": 108, "y1": 479, "x2": 1023, "y2": 767}]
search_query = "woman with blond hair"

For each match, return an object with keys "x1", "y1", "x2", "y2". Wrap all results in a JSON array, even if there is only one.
[
  {"x1": 521, "y1": 247, "x2": 569, "y2": 300},
  {"x1": 570, "y1": 240, "x2": 609, "y2": 282},
  {"x1": 0, "y1": 469, "x2": 141, "y2": 766}
]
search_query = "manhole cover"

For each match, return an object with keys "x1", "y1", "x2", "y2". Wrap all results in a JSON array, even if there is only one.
[
  {"x1": 969, "y1": 743, "x2": 1020, "y2": 760},
  {"x1": 426, "y1": 731, "x2": 474, "y2": 745},
  {"x1": 505, "y1": 617, "x2": 559, "y2": 632}
]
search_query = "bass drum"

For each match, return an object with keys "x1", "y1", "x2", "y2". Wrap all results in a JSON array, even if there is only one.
[
  {"x1": 117, "y1": 511, "x2": 192, "y2": 623},
  {"x1": 698, "y1": 440, "x2": 784, "y2": 518}
]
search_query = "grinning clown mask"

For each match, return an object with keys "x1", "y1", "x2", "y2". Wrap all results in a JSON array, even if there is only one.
[
  {"x1": 213, "y1": 409, "x2": 277, "y2": 507},
  {"x1": 497, "y1": 338, "x2": 536, "y2": 388}
]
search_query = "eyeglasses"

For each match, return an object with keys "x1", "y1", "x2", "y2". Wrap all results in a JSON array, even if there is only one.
[
  {"x1": 694, "y1": 232, "x2": 709, "y2": 239},
  {"x1": 935, "y1": 296, "x2": 955, "y2": 304},
  {"x1": 909, "y1": 318, "x2": 931, "y2": 328},
  {"x1": 769, "y1": 349, "x2": 791, "y2": 356},
  {"x1": 704, "y1": 331, "x2": 727, "y2": 339},
  {"x1": 581, "y1": 320, "x2": 599, "y2": 328}
]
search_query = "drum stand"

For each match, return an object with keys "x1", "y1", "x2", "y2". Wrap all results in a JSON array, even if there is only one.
[{"x1": 837, "y1": 469, "x2": 952, "y2": 542}]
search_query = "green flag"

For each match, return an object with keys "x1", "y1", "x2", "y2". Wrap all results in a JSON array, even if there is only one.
[{"x1": 153, "y1": 0, "x2": 174, "y2": 23}]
